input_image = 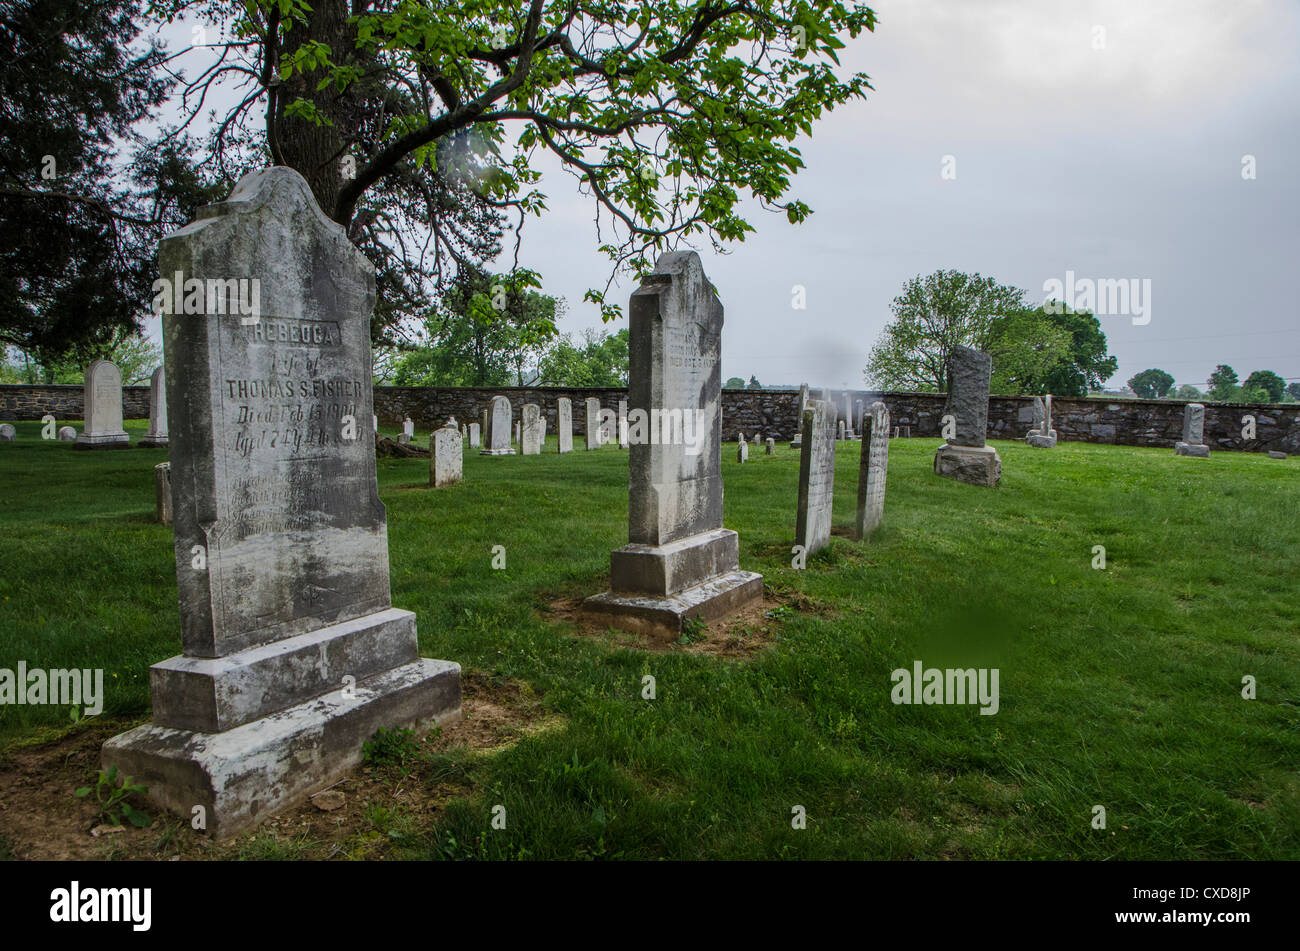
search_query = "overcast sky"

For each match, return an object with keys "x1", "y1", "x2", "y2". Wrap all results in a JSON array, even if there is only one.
[{"x1": 154, "y1": 0, "x2": 1300, "y2": 392}]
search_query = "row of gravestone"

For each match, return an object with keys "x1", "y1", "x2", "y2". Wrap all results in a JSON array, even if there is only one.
[{"x1": 0, "y1": 362, "x2": 169, "y2": 448}]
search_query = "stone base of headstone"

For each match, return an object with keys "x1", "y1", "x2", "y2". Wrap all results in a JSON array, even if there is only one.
[
  {"x1": 1025, "y1": 429, "x2": 1057, "y2": 449},
  {"x1": 1267, "y1": 450, "x2": 1287, "y2": 460},
  {"x1": 74, "y1": 431, "x2": 130, "y2": 450},
  {"x1": 479, "y1": 447, "x2": 515, "y2": 456},
  {"x1": 934, "y1": 444, "x2": 1002, "y2": 487},
  {"x1": 789, "y1": 436, "x2": 802, "y2": 448},
  {"x1": 138, "y1": 435, "x2": 169, "y2": 448},
  {"x1": 1175, "y1": 441, "x2": 1210, "y2": 458},
  {"x1": 584, "y1": 528, "x2": 763, "y2": 640},
  {"x1": 102, "y1": 608, "x2": 461, "y2": 838}
]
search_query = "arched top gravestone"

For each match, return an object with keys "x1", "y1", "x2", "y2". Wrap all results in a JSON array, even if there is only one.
[
  {"x1": 158, "y1": 166, "x2": 387, "y2": 656},
  {"x1": 75, "y1": 359, "x2": 130, "y2": 448},
  {"x1": 103, "y1": 166, "x2": 461, "y2": 838}
]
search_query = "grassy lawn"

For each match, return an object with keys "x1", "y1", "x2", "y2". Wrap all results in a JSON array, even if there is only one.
[{"x1": 1, "y1": 420, "x2": 1297, "y2": 859}]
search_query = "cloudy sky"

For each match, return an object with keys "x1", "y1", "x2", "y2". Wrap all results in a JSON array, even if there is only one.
[
  {"x1": 154, "y1": 0, "x2": 1300, "y2": 392},
  {"x1": 510, "y1": 0, "x2": 1300, "y2": 391}
]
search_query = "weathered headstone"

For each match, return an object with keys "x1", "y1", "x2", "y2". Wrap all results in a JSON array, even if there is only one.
[
  {"x1": 513, "y1": 420, "x2": 521, "y2": 445},
  {"x1": 737, "y1": 438, "x2": 749, "y2": 463},
  {"x1": 468, "y1": 422, "x2": 480, "y2": 448},
  {"x1": 751, "y1": 432, "x2": 761, "y2": 446},
  {"x1": 480, "y1": 408, "x2": 489, "y2": 441},
  {"x1": 481, "y1": 395, "x2": 513, "y2": 455},
  {"x1": 556, "y1": 397, "x2": 572, "y2": 453},
  {"x1": 584, "y1": 397, "x2": 603, "y2": 450},
  {"x1": 855, "y1": 402, "x2": 889, "y2": 539},
  {"x1": 397, "y1": 432, "x2": 411, "y2": 446},
  {"x1": 584, "y1": 251, "x2": 762, "y2": 637},
  {"x1": 837, "y1": 419, "x2": 846, "y2": 441},
  {"x1": 790, "y1": 383, "x2": 808, "y2": 447},
  {"x1": 403, "y1": 417, "x2": 414, "y2": 438},
  {"x1": 766, "y1": 437, "x2": 774, "y2": 455},
  {"x1": 57, "y1": 426, "x2": 76, "y2": 441},
  {"x1": 154, "y1": 462, "x2": 172, "y2": 524},
  {"x1": 1268, "y1": 450, "x2": 1287, "y2": 460},
  {"x1": 431, "y1": 426, "x2": 463, "y2": 486},
  {"x1": 139, "y1": 366, "x2": 169, "y2": 448},
  {"x1": 855, "y1": 399, "x2": 864, "y2": 435},
  {"x1": 618, "y1": 398, "x2": 629, "y2": 449},
  {"x1": 74, "y1": 360, "x2": 130, "y2": 449},
  {"x1": 795, "y1": 400, "x2": 836, "y2": 555},
  {"x1": 1175, "y1": 403, "x2": 1210, "y2": 457},
  {"x1": 102, "y1": 167, "x2": 461, "y2": 838},
  {"x1": 933, "y1": 346, "x2": 1001, "y2": 486},
  {"x1": 842, "y1": 392, "x2": 853, "y2": 437},
  {"x1": 1026, "y1": 393, "x2": 1057, "y2": 448},
  {"x1": 0, "y1": 423, "x2": 14, "y2": 442},
  {"x1": 521, "y1": 403, "x2": 544, "y2": 455}
]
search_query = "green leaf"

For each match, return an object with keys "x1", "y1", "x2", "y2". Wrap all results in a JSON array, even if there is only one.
[{"x1": 74, "y1": 787, "x2": 91, "y2": 798}]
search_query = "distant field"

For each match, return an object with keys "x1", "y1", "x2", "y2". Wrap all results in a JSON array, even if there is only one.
[{"x1": 1, "y1": 422, "x2": 1297, "y2": 859}]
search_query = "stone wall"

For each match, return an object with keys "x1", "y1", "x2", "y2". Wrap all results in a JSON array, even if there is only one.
[
  {"x1": 4, "y1": 383, "x2": 1296, "y2": 453},
  {"x1": 0, "y1": 384, "x2": 151, "y2": 421}
]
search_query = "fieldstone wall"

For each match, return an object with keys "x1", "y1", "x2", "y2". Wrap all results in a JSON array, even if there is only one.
[
  {"x1": 0, "y1": 384, "x2": 151, "y2": 421},
  {"x1": 3, "y1": 383, "x2": 1296, "y2": 453}
]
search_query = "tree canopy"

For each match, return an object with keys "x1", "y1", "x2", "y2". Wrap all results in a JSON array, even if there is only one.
[{"x1": 1127, "y1": 368, "x2": 1175, "y2": 400}]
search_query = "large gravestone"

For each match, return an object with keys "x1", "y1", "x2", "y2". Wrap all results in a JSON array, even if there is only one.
[
  {"x1": 1175, "y1": 403, "x2": 1210, "y2": 457},
  {"x1": 481, "y1": 396, "x2": 513, "y2": 455},
  {"x1": 795, "y1": 400, "x2": 836, "y2": 555},
  {"x1": 584, "y1": 252, "x2": 762, "y2": 637},
  {"x1": 556, "y1": 397, "x2": 572, "y2": 453},
  {"x1": 1026, "y1": 393, "x2": 1057, "y2": 448},
  {"x1": 102, "y1": 168, "x2": 462, "y2": 838},
  {"x1": 75, "y1": 360, "x2": 131, "y2": 449},
  {"x1": 139, "y1": 366, "x2": 169, "y2": 448},
  {"x1": 584, "y1": 397, "x2": 603, "y2": 450},
  {"x1": 431, "y1": 426, "x2": 463, "y2": 486},
  {"x1": 521, "y1": 403, "x2": 544, "y2": 455},
  {"x1": 934, "y1": 346, "x2": 1001, "y2": 486},
  {"x1": 855, "y1": 401, "x2": 890, "y2": 539}
]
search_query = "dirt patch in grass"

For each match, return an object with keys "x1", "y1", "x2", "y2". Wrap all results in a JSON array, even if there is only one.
[
  {"x1": 545, "y1": 590, "x2": 799, "y2": 657},
  {"x1": 0, "y1": 670, "x2": 556, "y2": 861}
]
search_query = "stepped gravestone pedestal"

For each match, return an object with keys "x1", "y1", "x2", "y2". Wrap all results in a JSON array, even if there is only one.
[
  {"x1": 102, "y1": 168, "x2": 461, "y2": 838},
  {"x1": 1026, "y1": 394, "x2": 1057, "y2": 448},
  {"x1": 584, "y1": 252, "x2": 762, "y2": 639},
  {"x1": 934, "y1": 346, "x2": 1001, "y2": 487}
]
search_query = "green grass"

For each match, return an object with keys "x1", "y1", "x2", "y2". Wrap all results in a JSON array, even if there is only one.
[{"x1": 1, "y1": 419, "x2": 1298, "y2": 859}]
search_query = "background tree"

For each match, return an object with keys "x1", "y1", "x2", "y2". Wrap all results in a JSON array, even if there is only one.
[
  {"x1": 725, "y1": 377, "x2": 746, "y2": 388},
  {"x1": 1175, "y1": 384, "x2": 1204, "y2": 401},
  {"x1": 1207, "y1": 365, "x2": 1239, "y2": 402},
  {"x1": 537, "y1": 328, "x2": 629, "y2": 386},
  {"x1": 985, "y1": 307, "x2": 1073, "y2": 394},
  {"x1": 1038, "y1": 307, "x2": 1118, "y2": 396},
  {"x1": 1242, "y1": 369, "x2": 1285, "y2": 403},
  {"x1": 1127, "y1": 368, "x2": 1175, "y2": 400},
  {"x1": 385, "y1": 266, "x2": 561, "y2": 386},
  {"x1": 159, "y1": 0, "x2": 878, "y2": 332},
  {"x1": 865, "y1": 270, "x2": 1029, "y2": 392},
  {"x1": 1287, "y1": 382, "x2": 1300, "y2": 402},
  {"x1": 747, "y1": 375, "x2": 763, "y2": 389}
]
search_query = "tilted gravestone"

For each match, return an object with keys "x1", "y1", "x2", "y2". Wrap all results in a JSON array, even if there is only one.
[
  {"x1": 584, "y1": 397, "x2": 603, "y2": 450},
  {"x1": 75, "y1": 360, "x2": 131, "y2": 449},
  {"x1": 102, "y1": 167, "x2": 462, "y2": 837},
  {"x1": 934, "y1": 346, "x2": 1001, "y2": 486},
  {"x1": 481, "y1": 396, "x2": 513, "y2": 455},
  {"x1": 521, "y1": 403, "x2": 544, "y2": 455},
  {"x1": 139, "y1": 366, "x2": 169, "y2": 448},
  {"x1": 796, "y1": 400, "x2": 836, "y2": 555},
  {"x1": 1175, "y1": 403, "x2": 1210, "y2": 457},
  {"x1": 57, "y1": 425, "x2": 76, "y2": 441},
  {"x1": 584, "y1": 252, "x2": 762, "y2": 638},
  {"x1": 855, "y1": 401, "x2": 890, "y2": 539},
  {"x1": 1026, "y1": 393, "x2": 1057, "y2": 448},
  {"x1": 431, "y1": 426, "x2": 463, "y2": 486},
  {"x1": 556, "y1": 397, "x2": 572, "y2": 453}
]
